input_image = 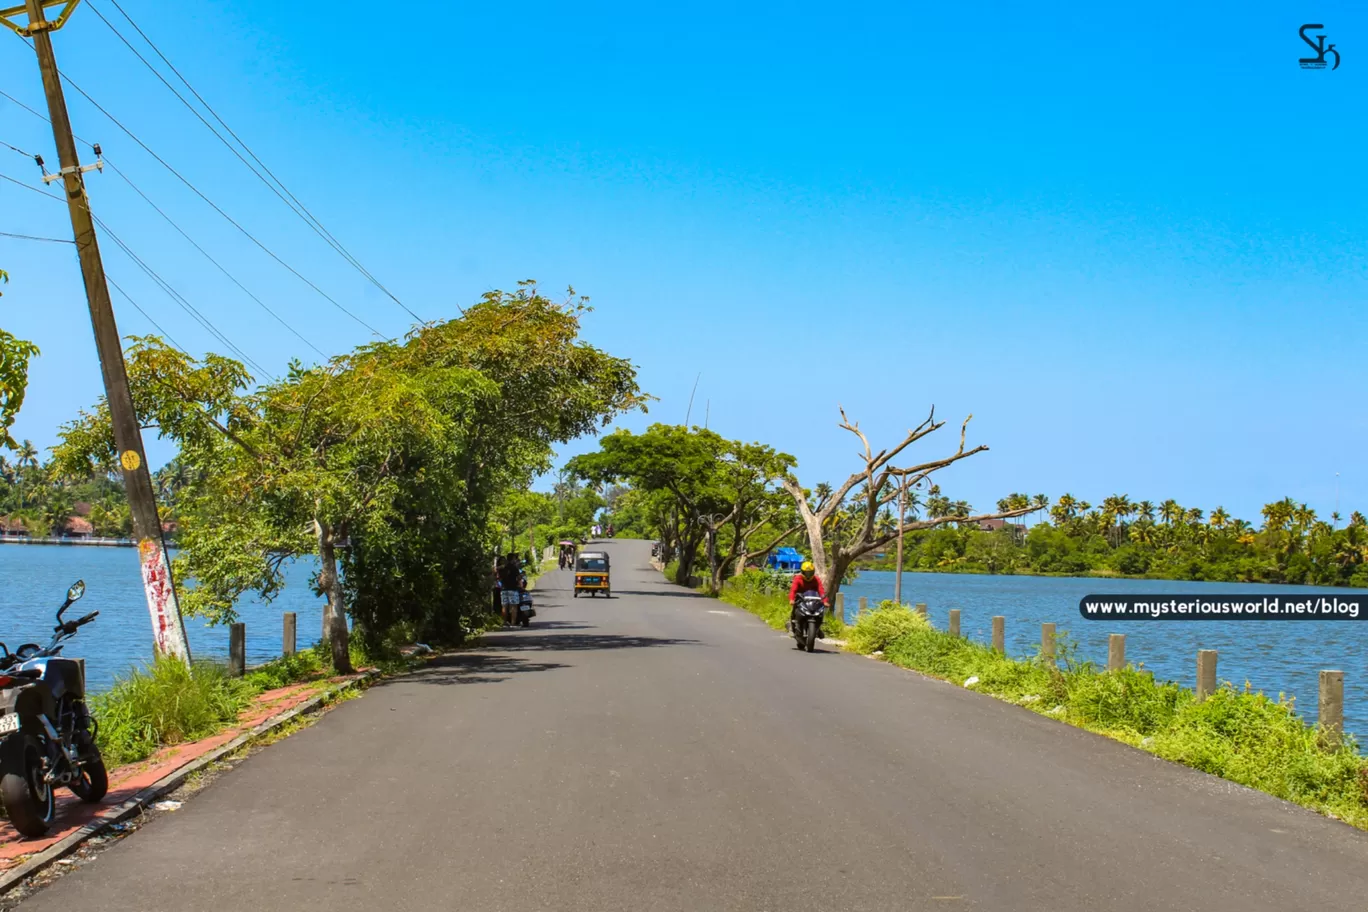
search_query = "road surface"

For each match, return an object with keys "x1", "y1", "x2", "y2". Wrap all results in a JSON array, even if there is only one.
[{"x1": 18, "y1": 539, "x2": 1368, "y2": 910}]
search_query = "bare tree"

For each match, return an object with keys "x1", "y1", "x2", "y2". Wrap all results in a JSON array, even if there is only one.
[{"x1": 780, "y1": 406, "x2": 1040, "y2": 602}]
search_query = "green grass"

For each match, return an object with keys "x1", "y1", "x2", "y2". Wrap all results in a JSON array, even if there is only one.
[
  {"x1": 92, "y1": 644, "x2": 351, "y2": 768},
  {"x1": 717, "y1": 571, "x2": 851, "y2": 640},
  {"x1": 842, "y1": 603, "x2": 1368, "y2": 829}
]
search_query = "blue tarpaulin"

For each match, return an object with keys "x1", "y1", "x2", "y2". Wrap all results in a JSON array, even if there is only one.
[{"x1": 766, "y1": 547, "x2": 805, "y2": 571}]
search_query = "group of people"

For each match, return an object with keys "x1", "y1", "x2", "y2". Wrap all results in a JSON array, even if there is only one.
[
  {"x1": 557, "y1": 542, "x2": 578, "y2": 569},
  {"x1": 590, "y1": 523, "x2": 615, "y2": 538},
  {"x1": 493, "y1": 553, "x2": 528, "y2": 626}
]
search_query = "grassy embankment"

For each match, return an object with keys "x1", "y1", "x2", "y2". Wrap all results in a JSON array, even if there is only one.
[
  {"x1": 716, "y1": 573, "x2": 1368, "y2": 830},
  {"x1": 92, "y1": 640, "x2": 406, "y2": 768}
]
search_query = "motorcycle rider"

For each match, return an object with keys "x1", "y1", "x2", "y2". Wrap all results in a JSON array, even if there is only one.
[{"x1": 788, "y1": 560, "x2": 828, "y2": 631}]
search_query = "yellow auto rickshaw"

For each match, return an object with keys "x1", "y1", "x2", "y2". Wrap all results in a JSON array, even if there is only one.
[{"x1": 573, "y1": 551, "x2": 610, "y2": 598}]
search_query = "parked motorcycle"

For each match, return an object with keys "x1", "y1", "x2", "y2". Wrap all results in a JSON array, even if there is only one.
[
  {"x1": 0, "y1": 580, "x2": 109, "y2": 837},
  {"x1": 790, "y1": 592, "x2": 826, "y2": 653},
  {"x1": 517, "y1": 591, "x2": 537, "y2": 628}
]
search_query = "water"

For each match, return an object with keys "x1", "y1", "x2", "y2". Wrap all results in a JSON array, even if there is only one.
[
  {"x1": 0, "y1": 545, "x2": 326, "y2": 693},
  {"x1": 842, "y1": 571, "x2": 1368, "y2": 739}
]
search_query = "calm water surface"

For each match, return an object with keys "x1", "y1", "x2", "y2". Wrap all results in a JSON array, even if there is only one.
[
  {"x1": 841, "y1": 570, "x2": 1368, "y2": 739},
  {"x1": 0, "y1": 545, "x2": 326, "y2": 693}
]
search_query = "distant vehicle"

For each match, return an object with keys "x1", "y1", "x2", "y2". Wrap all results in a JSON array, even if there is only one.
[
  {"x1": 766, "y1": 547, "x2": 805, "y2": 572},
  {"x1": 574, "y1": 551, "x2": 611, "y2": 598}
]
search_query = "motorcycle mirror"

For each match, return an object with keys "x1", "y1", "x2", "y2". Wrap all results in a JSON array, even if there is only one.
[{"x1": 67, "y1": 580, "x2": 86, "y2": 603}]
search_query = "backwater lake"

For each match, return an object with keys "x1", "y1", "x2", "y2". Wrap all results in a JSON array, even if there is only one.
[
  {"x1": 5, "y1": 546, "x2": 1368, "y2": 739},
  {"x1": 842, "y1": 570, "x2": 1368, "y2": 738},
  {"x1": 1, "y1": 545, "x2": 326, "y2": 693}
]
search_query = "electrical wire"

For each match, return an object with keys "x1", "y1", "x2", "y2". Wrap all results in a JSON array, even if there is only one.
[
  {"x1": 0, "y1": 230, "x2": 71, "y2": 243},
  {"x1": 5, "y1": 32, "x2": 387, "y2": 339},
  {"x1": 94, "y1": 214, "x2": 274, "y2": 380},
  {"x1": 104, "y1": 157, "x2": 327, "y2": 358},
  {"x1": 88, "y1": 0, "x2": 421, "y2": 323},
  {"x1": 0, "y1": 168, "x2": 272, "y2": 378},
  {"x1": 106, "y1": 274, "x2": 187, "y2": 352}
]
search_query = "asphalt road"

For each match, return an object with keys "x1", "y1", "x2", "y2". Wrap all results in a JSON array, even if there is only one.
[{"x1": 18, "y1": 539, "x2": 1368, "y2": 911}]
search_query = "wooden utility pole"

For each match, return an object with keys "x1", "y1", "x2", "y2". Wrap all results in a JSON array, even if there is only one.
[{"x1": 8, "y1": 0, "x2": 192, "y2": 661}]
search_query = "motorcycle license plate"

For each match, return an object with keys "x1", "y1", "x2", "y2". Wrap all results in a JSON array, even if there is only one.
[{"x1": 0, "y1": 713, "x2": 18, "y2": 734}]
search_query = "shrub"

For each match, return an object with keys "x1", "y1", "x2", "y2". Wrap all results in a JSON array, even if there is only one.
[
  {"x1": 93, "y1": 657, "x2": 257, "y2": 767},
  {"x1": 845, "y1": 602, "x2": 929, "y2": 654}
]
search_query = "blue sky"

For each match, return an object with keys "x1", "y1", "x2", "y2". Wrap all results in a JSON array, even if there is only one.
[{"x1": 1, "y1": 1, "x2": 1364, "y2": 524}]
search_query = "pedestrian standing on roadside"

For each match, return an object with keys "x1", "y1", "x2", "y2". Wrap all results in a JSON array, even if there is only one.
[{"x1": 498, "y1": 553, "x2": 523, "y2": 626}]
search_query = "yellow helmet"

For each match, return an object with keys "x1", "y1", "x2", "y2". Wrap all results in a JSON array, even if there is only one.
[{"x1": 800, "y1": 561, "x2": 815, "y2": 575}]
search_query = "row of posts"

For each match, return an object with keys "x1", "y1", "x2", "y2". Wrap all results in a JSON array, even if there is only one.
[
  {"x1": 838, "y1": 594, "x2": 1346, "y2": 742},
  {"x1": 226, "y1": 612, "x2": 298, "y2": 678}
]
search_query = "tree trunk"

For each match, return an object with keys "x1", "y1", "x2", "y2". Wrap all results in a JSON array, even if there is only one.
[
  {"x1": 706, "y1": 526, "x2": 722, "y2": 594},
  {"x1": 315, "y1": 518, "x2": 353, "y2": 674}
]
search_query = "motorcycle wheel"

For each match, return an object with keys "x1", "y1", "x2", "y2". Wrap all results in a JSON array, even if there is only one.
[
  {"x1": 521, "y1": 615, "x2": 530, "y2": 628},
  {"x1": 804, "y1": 622, "x2": 818, "y2": 653},
  {"x1": 70, "y1": 753, "x2": 109, "y2": 803},
  {"x1": 1, "y1": 734, "x2": 55, "y2": 837}
]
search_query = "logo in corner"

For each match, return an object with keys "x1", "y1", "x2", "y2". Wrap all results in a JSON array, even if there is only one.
[{"x1": 1299, "y1": 24, "x2": 1340, "y2": 70}]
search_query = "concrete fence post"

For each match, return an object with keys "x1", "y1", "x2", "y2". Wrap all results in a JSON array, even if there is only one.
[
  {"x1": 948, "y1": 608, "x2": 961, "y2": 637},
  {"x1": 1196, "y1": 650, "x2": 1217, "y2": 702},
  {"x1": 833, "y1": 592, "x2": 845, "y2": 622},
  {"x1": 1319, "y1": 670, "x2": 1344, "y2": 746},
  {"x1": 229, "y1": 623, "x2": 246, "y2": 677},
  {"x1": 992, "y1": 616, "x2": 1005, "y2": 653},
  {"x1": 1041, "y1": 622, "x2": 1056, "y2": 667},
  {"x1": 283, "y1": 612, "x2": 297, "y2": 657},
  {"x1": 858, "y1": 596, "x2": 868, "y2": 618},
  {"x1": 915, "y1": 602, "x2": 928, "y2": 619},
  {"x1": 1108, "y1": 633, "x2": 1125, "y2": 671}
]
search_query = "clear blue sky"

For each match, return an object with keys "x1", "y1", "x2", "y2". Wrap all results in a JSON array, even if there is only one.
[{"x1": 1, "y1": 1, "x2": 1364, "y2": 524}]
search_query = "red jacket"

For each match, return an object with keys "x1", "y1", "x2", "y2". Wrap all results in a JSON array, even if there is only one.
[{"x1": 789, "y1": 573, "x2": 826, "y2": 603}]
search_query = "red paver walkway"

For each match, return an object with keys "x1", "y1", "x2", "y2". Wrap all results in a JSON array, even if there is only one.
[{"x1": 0, "y1": 675, "x2": 359, "y2": 868}]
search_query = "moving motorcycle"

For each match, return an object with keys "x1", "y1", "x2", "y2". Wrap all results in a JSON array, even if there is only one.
[
  {"x1": 0, "y1": 580, "x2": 109, "y2": 837},
  {"x1": 790, "y1": 592, "x2": 826, "y2": 653}
]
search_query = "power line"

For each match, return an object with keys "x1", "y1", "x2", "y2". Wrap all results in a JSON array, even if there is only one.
[
  {"x1": 6, "y1": 31, "x2": 388, "y2": 339},
  {"x1": 0, "y1": 230, "x2": 71, "y2": 243},
  {"x1": 104, "y1": 157, "x2": 327, "y2": 358},
  {"x1": 88, "y1": 0, "x2": 422, "y2": 323},
  {"x1": 94, "y1": 213, "x2": 274, "y2": 380},
  {"x1": 106, "y1": 274, "x2": 186, "y2": 351},
  {"x1": 0, "y1": 167, "x2": 272, "y2": 378}
]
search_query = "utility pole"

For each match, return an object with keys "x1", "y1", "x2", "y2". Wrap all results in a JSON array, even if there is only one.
[
  {"x1": 893, "y1": 476, "x2": 907, "y2": 605},
  {"x1": 7, "y1": 0, "x2": 191, "y2": 662}
]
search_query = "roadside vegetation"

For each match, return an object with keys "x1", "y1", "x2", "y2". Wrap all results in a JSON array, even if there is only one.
[
  {"x1": 90, "y1": 638, "x2": 417, "y2": 768},
  {"x1": 50, "y1": 282, "x2": 645, "y2": 672},
  {"x1": 717, "y1": 570, "x2": 850, "y2": 640},
  {"x1": 829, "y1": 601, "x2": 1368, "y2": 830}
]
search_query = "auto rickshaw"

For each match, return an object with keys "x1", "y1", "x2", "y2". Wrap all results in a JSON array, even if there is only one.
[{"x1": 573, "y1": 551, "x2": 610, "y2": 598}]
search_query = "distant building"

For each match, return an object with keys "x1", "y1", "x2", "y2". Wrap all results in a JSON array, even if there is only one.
[
  {"x1": 977, "y1": 518, "x2": 1026, "y2": 540},
  {"x1": 0, "y1": 517, "x2": 29, "y2": 537},
  {"x1": 64, "y1": 516, "x2": 94, "y2": 540}
]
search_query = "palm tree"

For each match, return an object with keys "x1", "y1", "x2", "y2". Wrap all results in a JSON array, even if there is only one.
[
  {"x1": 1208, "y1": 507, "x2": 1229, "y2": 531},
  {"x1": 1160, "y1": 499, "x2": 1182, "y2": 526},
  {"x1": 1050, "y1": 493, "x2": 1078, "y2": 526},
  {"x1": 1137, "y1": 500, "x2": 1155, "y2": 522}
]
